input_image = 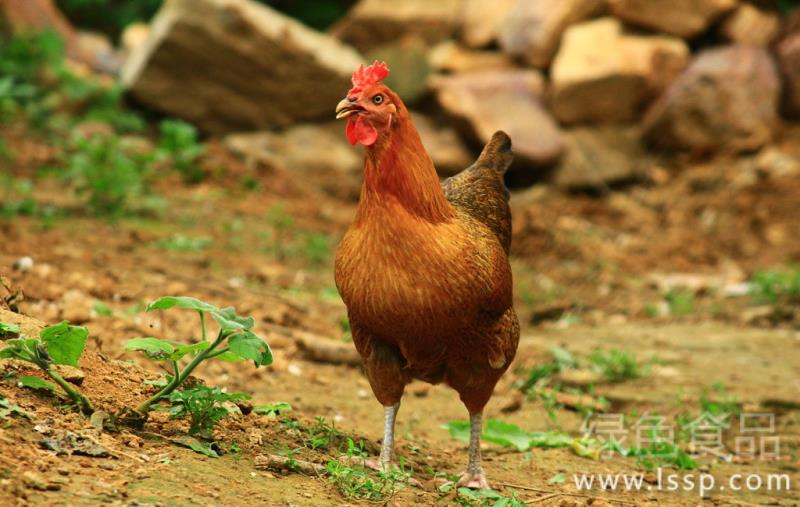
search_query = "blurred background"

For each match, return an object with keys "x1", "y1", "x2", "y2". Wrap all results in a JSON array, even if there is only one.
[{"x1": 1, "y1": 0, "x2": 800, "y2": 504}]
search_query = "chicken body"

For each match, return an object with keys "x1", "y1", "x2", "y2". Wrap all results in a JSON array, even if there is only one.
[{"x1": 334, "y1": 67, "x2": 519, "y2": 488}]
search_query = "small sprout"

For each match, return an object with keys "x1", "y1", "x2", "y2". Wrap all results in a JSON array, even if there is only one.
[
  {"x1": 166, "y1": 386, "x2": 250, "y2": 440},
  {"x1": 0, "y1": 321, "x2": 20, "y2": 339},
  {"x1": 253, "y1": 401, "x2": 292, "y2": 417},
  {"x1": 588, "y1": 349, "x2": 641, "y2": 383},
  {"x1": 548, "y1": 472, "x2": 566, "y2": 484},
  {"x1": 665, "y1": 289, "x2": 694, "y2": 316}
]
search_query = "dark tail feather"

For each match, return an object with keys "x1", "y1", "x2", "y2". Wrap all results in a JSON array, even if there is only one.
[{"x1": 477, "y1": 131, "x2": 513, "y2": 175}]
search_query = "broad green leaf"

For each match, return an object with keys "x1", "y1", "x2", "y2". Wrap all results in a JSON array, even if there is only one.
[
  {"x1": 146, "y1": 296, "x2": 217, "y2": 313},
  {"x1": 228, "y1": 331, "x2": 271, "y2": 365},
  {"x1": 18, "y1": 375, "x2": 58, "y2": 393},
  {"x1": 211, "y1": 307, "x2": 254, "y2": 333},
  {"x1": 125, "y1": 337, "x2": 175, "y2": 356},
  {"x1": 169, "y1": 341, "x2": 211, "y2": 360},
  {"x1": 441, "y1": 420, "x2": 470, "y2": 444},
  {"x1": 0, "y1": 322, "x2": 20, "y2": 338},
  {"x1": 484, "y1": 420, "x2": 534, "y2": 451},
  {"x1": 40, "y1": 321, "x2": 88, "y2": 367},
  {"x1": 528, "y1": 430, "x2": 575, "y2": 449},
  {"x1": 212, "y1": 351, "x2": 245, "y2": 362}
]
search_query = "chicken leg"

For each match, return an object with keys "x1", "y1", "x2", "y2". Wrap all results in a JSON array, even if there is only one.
[
  {"x1": 457, "y1": 412, "x2": 490, "y2": 489},
  {"x1": 365, "y1": 402, "x2": 400, "y2": 470}
]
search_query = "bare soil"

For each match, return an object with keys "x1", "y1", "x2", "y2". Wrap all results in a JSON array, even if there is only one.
[{"x1": 1, "y1": 126, "x2": 799, "y2": 506}]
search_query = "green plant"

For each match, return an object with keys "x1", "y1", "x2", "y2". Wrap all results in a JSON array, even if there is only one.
[
  {"x1": 442, "y1": 419, "x2": 601, "y2": 459},
  {"x1": 0, "y1": 175, "x2": 37, "y2": 217},
  {"x1": 518, "y1": 346, "x2": 577, "y2": 392},
  {"x1": 749, "y1": 267, "x2": 800, "y2": 306},
  {"x1": 166, "y1": 386, "x2": 250, "y2": 440},
  {"x1": 665, "y1": 290, "x2": 694, "y2": 316},
  {"x1": 588, "y1": 349, "x2": 641, "y2": 383},
  {"x1": 124, "y1": 296, "x2": 272, "y2": 419},
  {"x1": 326, "y1": 451, "x2": 411, "y2": 502},
  {"x1": 61, "y1": 133, "x2": 153, "y2": 216},
  {"x1": 0, "y1": 321, "x2": 93, "y2": 414},
  {"x1": 154, "y1": 234, "x2": 212, "y2": 252},
  {"x1": 253, "y1": 401, "x2": 292, "y2": 416},
  {"x1": 155, "y1": 119, "x2": 206, "y2": 183},
  {"x1": 443, "y1": 486, "x2": 528, "y2": 507},
  {"x1": 0, "y1": 397, "x2": 31, "y2": 420}
]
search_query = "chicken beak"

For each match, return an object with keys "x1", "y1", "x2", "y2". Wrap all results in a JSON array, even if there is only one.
[{"x1": 336, "y1": 98, "x2": 362, "y2": 119}]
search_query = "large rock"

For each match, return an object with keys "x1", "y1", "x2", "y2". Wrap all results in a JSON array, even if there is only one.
[
  {"x1": 776, "y1": 12, "x2": 800, "y2": 116},
  {"x1": 550, "y1": 18, "x2": 689, "y2": 124},
  {"x1": 554, "y1": 127, "x2": 647, "y2": 189},
  {"x1": 428, "y1": 41, "x2": 514, "y2": 74},
  {"x1": 431, "y1": 70, "x2": 565, "y2": 168},
  {"x1": 608, "y1": 0, "x2": 738, "y2": 39},
  {"x1": 224, "y1": 124, "x2": 362, "y2": 199},
  {"x1": 460, "y1": 0, "x2": 515, "y2": 48},
  {"x1": 498, "y1": 0, "x2": 604, "y2": 69},
  {"x1": 719, "y1": 3, "x2": 779, "y2": 47},
  {"x1": 121, "y1": 0, "x2": 363, "y2": 134},
  {"x1": 330, "y1": 0, "x2": 462, "y2": 52},
  {"x1": 642, "y1": 46, "x2": 780, "y2": 153},
  {"x1": 410, "y1": 112, "x2": 474, "y2": 175}
]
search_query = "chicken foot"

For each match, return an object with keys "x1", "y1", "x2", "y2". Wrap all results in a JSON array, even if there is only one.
[{"x1": 457, "y1": 412, "x2": 490, "y2": 489}]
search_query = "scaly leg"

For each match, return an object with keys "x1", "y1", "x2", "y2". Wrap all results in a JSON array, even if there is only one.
[
  {"x1": 366, "y1": 402, "x2": 400, "y2": 470},
  {"x1": 457, "y1": 412, "x2": 490, "y2": 489}
]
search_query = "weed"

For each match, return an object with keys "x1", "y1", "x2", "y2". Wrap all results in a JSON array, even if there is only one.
[
  {"x1": 154, "y1": 234, "x2": 212, "y2": 252},
  {"x1": 439, "y1": 484, "x2": 527, "y2": 507},
  {"x1": 166, "y1": 386, "x2": 250, "y2": 440},
  {"x1": 588, "y1": 349, "x2": 641, "y2": 383},
  {"x1": 155, "y1": 119, "x2": 206, "y2": 183},
  {"x1": 665, "y1": 290, "x2": 694, "y2": 316},
  {"x1": 60, "y1": 133, "x2": 153, "y2": 217},
  {"x1": 253, "y1": 401, "x2": 292, "y2": 417},
  {"x1": 0, "y1": 175, "x2": 37, "y2": 217},
  {"x1": 326, "y1": 453, "x2": 411, "y2": 502},
  {"x1": 124, "y1": 296, "x2": 272, "y2": 419},
  {"x1": 699, "y1": 384, "x2": 741, "y2": 417},
  {"x1": 0, "y1": 321, "x2": 93, "y2": 414},
  {"x1": 302, "y1": 233, "x2": 331, "y2": 266},
  {"x1": 749, "y1": 267, "x2": 800, "y2": 307}
]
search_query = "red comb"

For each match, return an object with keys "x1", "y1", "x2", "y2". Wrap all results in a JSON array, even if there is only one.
[{"x1": 348, "y1": 60, "x2": 389, "y2": 95}]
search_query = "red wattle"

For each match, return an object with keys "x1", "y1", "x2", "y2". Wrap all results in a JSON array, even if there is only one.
[{"x1": 346, "y1": 117, "x2": 378, "y2": 146}]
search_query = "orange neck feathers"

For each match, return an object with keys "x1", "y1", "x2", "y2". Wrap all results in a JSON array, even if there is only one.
[{"x1": 356, "y1": 98, "x2": 453, "y2": 224}]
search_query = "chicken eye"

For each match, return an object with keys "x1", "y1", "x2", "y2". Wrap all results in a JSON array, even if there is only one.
[{"x1": 372, "y1": 94, "x2": 384, "y2": 105}]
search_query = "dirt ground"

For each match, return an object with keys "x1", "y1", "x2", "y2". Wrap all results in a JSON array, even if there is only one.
[{"x1": 1, "y1": 125, "x2": 800, "y2": 506}]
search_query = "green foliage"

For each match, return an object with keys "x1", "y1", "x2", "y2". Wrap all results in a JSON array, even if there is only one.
[
  {"x1": 442, "y1": 419, "x2": 602, "y2": 458},
  {"x1": 519, "y1": 346, "x2": 576, "y2": 392},
  {"x1": 442, "y1": 486, "x2": 527, "y2": 507},
  {"x1": 17, "y1": 375, "x2": 59, "y2": 393},
  {"x1": 126, "y1": 296, "x2": 272, "y2": 415},
  {"x1": 0, "y1": 322, "x2": 93, "y2": 414},
  {"x1": 749, "y1": 267, "x2": 800, "y2": 306},
  {"x1": 326, "y1": 453, "x2": 411, "y2": 502},
  {"x1": 605, "y1": 440, "x2": 698, "y2": 471},
  {"x1": 155, "y1": 119, "x2": 206, "y2": 183},
  {"x1": 60, "y1": 133, "x2": 152, "y2": 217},
  {"x1": 166, "y1": 386, "x2": 250, "y2": 440},
  {"x1": 56, "y1": 0, "x2": 163, "y2": 40},
  {"x1": 154, "y1": 234, "x2": 212, "y2": 252},
  {"x1": 0, "y1": 322, "x2": 20, "y2": 339},
  {"x1": 588, "y1": 349, "x2": 641, "y2": 383},
  {"x1": 253, "y1": 401, "x2": 292, "y2": 416},
  {"x1": 665, "y1": 290, "x2": 694, "y2": 316},
  {"x1": 699, "y1": 384, "x2": 741, "y2": 417}
]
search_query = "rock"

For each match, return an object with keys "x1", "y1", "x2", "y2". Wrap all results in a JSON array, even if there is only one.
[
  {"x1": 755, "y1": 147, "x2": 800, "y2": 178},
  {"x1": 550, "y1": 18, "x2": 689, "y2": 124},
  {"x1": 642, "y1": 46, "x2": 780, "y2": 153},
  {"x1": 76, "y1": 31, "x2": 120, "y2": 74},
  {"x1": 54, "y1": 365, "x2": 86, "y2": 386},
  {"x1": 498, "y1": 0, "x2": 604, "y2": 69},
  {"x1": 13, "y1": 256, "x2": 33, "y2": 272},
  {"x1": 608, "y1": 0, "x2": 738, "y2": 39},
  {"x1": 460, "y1": 0, "x2": 515, "y2": 48},
  {"x1": 431, "y1": 70, "x2": 565, "y2": 168},
  {"x1": 720, "y1": 3, "x2": 780, "y2": 46},
  {"x1": 21, "y1": 471, "x2": 54, "y2": 491},
  {"x1": 554, "y1": 126, "x2": 646, "y2": 188},
  {"x1": 121, "y1": 0, "x2": 363, "y2": 134},
  {"x1": 120, "y1": 22, "x2": 150, "y2": 60},
  {"x1": 365, "y1": 36, "x2": 430, "y2": 104},
  {"x1": 410, "y1": 112, "x2": 474, "y2": 175},
  {"x1": 330, "y1": 0, "x2": 462, "y2": 52},
  {"x1": 428, "y1": 41, "x2": 514, "y2": 74},
  {"x1": 776, "y1": 12, "x2": 800, "y2": 116},
  {"x1": 60, "y1": 289, "x2": 92, "y2": 324},
  {"x1": 224, "y1": 123, "x2": 362, "y2": 199}
]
